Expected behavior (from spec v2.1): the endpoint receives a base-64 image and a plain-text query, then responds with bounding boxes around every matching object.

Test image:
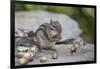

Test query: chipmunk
[35,19,62,51]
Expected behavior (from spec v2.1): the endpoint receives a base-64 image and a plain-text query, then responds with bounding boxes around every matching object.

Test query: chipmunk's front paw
[50,48,57,51]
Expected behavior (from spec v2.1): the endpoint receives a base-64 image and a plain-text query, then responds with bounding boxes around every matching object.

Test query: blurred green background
[15,4,95,43]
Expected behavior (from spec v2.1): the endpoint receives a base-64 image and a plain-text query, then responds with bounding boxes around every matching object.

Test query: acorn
[19,57,28,65]
[73,41,80,49]
[27,56,33,62]
[70,46,76,54]
[40,56,48,62]
[23,53,31,58]
[52,52,58,59]
[23,53,33,62]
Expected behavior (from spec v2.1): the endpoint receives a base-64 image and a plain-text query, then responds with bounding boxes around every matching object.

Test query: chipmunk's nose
[83,41,87,46]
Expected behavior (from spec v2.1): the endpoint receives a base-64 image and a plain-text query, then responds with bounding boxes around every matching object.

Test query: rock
[16,46,29,52]
[28,46,39,54]
[15,11,82,41]
[16,37,35,47]
[15,11,94,65]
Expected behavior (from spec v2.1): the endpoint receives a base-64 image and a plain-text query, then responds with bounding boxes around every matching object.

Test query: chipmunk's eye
[53,25,56,28]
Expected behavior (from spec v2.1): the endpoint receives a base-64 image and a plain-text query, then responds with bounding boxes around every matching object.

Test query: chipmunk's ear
[50,19,53,25]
